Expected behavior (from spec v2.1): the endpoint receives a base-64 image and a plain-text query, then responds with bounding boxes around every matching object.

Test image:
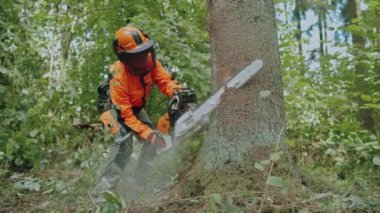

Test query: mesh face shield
[122,49,156,76]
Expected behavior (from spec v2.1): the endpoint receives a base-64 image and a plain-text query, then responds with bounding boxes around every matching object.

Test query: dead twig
[301,192,333,204]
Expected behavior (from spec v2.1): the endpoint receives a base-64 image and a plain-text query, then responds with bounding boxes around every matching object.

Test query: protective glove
[146,130,166,148]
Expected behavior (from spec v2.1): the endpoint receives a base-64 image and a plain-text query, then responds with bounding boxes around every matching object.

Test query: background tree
[343,0,376,134]
[294,0,304,59]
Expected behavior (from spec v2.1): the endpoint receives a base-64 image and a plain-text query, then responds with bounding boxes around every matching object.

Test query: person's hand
[147,131,166,148]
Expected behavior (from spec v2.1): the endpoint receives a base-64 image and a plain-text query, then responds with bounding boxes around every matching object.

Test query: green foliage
[100,191,127,211]
[278,0,380,170]
[0,0,210,173]
[276,1,380,210]
[0,0,379,211]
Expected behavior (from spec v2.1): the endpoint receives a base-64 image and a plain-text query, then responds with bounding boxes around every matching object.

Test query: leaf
[270,152,281,162]
[285,139,296,147]
[360,94,372,102]
[55,181,66,192]
[373,156,380,166]
[333,157,344,163]
[260,160,271,165]
[254,162,265,171]
[102,191,118,201]
[80,160,90,169]
[344,195,365,207]
[369,135,377,140]
[362,104,380,109]
[211,193,222,205]
[266,176,286,187]
[324,148,335,155]
[29,129,39,138]
[103,191,127,209]
[15,158,23,166]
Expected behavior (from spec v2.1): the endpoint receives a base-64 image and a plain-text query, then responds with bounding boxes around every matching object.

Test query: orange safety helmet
[113,26,156,76]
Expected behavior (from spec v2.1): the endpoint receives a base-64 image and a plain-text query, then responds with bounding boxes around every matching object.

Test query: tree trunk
[294,0,303,59]
[323,13,328,55]
[294,0,307,74]
[374,3,380,134]
[318,13,325,57]
[283,0,288,25]
[204,0,284,170]
[347,0,376,134]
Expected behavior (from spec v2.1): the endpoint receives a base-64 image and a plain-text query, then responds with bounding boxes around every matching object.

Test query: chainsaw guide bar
[159,59,264,153]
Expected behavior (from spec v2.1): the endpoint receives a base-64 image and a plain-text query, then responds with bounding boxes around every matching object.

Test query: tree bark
[204,0,284,170]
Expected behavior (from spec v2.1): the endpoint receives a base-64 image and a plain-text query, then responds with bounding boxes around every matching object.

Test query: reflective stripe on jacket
[109,60,180,139]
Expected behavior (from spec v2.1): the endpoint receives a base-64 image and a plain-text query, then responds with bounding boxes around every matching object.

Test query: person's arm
[151,61,181,98]
[110,77,153,139]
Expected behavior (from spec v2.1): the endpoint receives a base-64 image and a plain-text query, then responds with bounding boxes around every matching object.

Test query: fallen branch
[301,192,333,204]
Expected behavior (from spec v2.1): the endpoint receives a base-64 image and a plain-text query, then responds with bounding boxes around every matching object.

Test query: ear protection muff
[113,38,128,63]
[138,29,157,64]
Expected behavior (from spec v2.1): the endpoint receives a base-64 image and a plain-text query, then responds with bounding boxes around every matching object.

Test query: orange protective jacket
[109,60,180,140]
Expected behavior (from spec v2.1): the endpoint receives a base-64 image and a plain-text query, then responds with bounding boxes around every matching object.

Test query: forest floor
[1,138,380,212]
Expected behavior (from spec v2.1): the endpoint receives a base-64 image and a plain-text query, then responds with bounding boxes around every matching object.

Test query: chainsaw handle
[168,93,180,112]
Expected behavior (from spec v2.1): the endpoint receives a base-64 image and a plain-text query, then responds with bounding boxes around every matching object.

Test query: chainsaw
[157,59,264,153]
